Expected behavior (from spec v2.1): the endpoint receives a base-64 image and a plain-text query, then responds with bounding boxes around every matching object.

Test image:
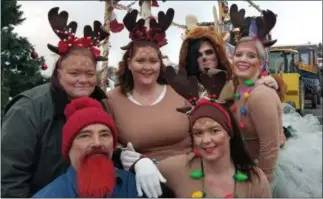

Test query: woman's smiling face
[192,117,231,161]
[128,46,161,86]
[233,41,262,80]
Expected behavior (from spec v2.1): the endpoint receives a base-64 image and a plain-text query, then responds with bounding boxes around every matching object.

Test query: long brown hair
[116,40,167,95]
[51,47,97,89]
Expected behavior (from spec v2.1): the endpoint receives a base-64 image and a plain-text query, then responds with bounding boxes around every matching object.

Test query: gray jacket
[1,83,109,197]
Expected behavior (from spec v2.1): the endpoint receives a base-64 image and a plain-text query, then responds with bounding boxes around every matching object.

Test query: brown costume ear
[271,75,288,101]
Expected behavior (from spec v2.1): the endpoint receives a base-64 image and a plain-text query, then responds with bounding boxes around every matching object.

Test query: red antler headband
[120,8,175,50]
[47,7,110,61]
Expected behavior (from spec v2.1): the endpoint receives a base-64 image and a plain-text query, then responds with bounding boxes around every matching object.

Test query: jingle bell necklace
[230,79,256,129]
[190,157,248,198]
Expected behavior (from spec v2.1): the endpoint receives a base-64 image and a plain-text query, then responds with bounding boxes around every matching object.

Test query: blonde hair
[234,36,266,62]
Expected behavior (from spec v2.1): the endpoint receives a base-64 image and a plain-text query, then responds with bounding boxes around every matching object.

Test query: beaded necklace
[230,79,256,129]
[190,158,248,198]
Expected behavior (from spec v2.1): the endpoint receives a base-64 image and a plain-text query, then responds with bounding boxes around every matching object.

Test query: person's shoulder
[165,85,189,103]
[4,83,51,113]
[106,86,124,99]
[159,153,190,169]
[20,83,51,101]
[249,84,280,103]
[32,173,75,198]
[115,169,139,197]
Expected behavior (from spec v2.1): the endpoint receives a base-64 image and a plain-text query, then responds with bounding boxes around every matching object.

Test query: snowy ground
[279,103,322,197]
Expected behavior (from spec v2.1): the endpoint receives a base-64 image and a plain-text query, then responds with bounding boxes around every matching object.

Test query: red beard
[77,155,116,198]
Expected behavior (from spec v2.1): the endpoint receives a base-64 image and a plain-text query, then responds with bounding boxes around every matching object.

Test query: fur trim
[178,26,233,79]
[272,75,288,101]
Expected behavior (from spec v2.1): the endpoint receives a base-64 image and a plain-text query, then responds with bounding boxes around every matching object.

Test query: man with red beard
[33,97,140,198]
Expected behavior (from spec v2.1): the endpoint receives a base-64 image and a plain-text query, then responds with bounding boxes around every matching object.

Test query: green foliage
[1,0,25,28]
[1,0,50,110]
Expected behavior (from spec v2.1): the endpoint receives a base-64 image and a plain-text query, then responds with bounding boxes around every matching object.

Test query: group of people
[2,5,321,198]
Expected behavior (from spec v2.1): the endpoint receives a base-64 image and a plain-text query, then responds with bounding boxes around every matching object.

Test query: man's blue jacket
[33,165,140,198]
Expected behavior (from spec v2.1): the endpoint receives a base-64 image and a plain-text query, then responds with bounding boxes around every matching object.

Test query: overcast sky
[14,1,322,77]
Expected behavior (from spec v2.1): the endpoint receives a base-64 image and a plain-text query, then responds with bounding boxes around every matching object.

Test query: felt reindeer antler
[47,7,78,54]
[120,8,174,50]
[228,4,250,45]
[164,66,199,113]
[164,66,228,114]
[229,4,246,30]
[82,21,110,60]
[229,4,277,47]
[47,7,109,61]
[260,9,277,47]
[164,66,199,101]
[200,69,227,99]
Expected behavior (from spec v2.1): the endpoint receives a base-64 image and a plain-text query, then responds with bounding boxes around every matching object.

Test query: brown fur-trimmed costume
[178,26,287,103]
[178,26,235,102]
[179,26,232,79]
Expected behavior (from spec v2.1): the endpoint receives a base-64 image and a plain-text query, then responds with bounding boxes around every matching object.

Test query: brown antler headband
[47,7,109,61]
[229,4,277,47]
[120,8,175,50]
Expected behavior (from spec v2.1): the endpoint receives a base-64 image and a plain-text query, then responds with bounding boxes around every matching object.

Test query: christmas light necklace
[190,156,248,198]
[229,79,257,129]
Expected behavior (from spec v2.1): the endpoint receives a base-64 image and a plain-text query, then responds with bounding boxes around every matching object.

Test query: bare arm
[249,87,281,181]
[156,154,188,194]
[253,168,272,198]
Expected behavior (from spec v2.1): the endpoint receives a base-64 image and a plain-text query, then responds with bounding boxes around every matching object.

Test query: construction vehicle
[269,45,321,113]
[268,48,305,114]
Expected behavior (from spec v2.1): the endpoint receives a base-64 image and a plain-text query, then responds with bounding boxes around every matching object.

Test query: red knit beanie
[62,97,117,160]
[189,98,233,136]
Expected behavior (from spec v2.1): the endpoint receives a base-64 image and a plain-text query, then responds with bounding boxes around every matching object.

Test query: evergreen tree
[1,0,50,110]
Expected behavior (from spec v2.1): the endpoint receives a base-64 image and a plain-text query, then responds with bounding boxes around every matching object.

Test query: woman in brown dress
[128,66,271,198]
[231,37,283,181]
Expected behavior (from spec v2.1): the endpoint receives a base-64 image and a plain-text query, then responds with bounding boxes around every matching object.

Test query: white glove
[256,76,279,90]
[120,142,141,171]
[134,158,166,198]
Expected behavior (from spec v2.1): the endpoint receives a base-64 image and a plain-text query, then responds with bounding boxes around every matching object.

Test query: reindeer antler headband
[164,66,232,133]
[229,4,277,47]
[47,7,109,61]
[120,8,175,50]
